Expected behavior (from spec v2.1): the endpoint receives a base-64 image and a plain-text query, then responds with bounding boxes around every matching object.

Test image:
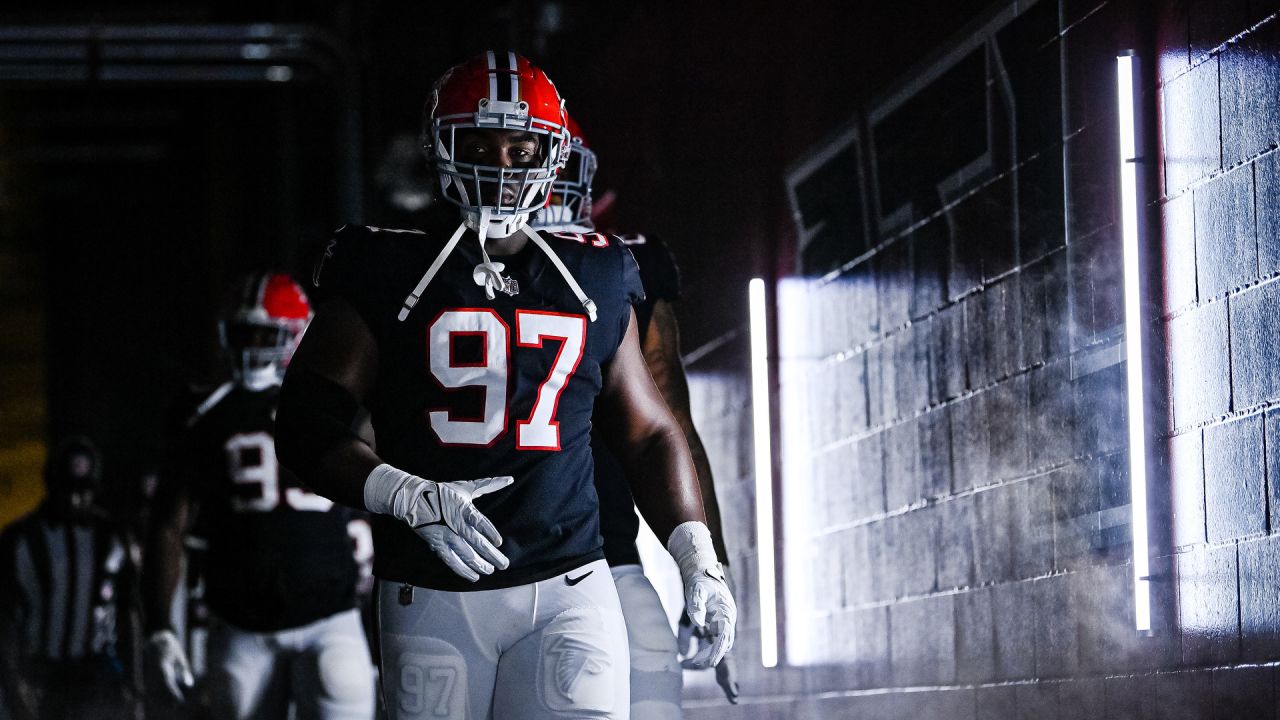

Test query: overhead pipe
[0,23,364,222]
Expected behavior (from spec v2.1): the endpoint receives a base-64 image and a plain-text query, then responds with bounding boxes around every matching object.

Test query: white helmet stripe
[254,273,268,308]
[507,51,519,102]
[486,50,498,103]
[238,272,268,312]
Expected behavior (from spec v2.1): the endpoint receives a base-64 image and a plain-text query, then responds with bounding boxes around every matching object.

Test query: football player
[531,118,739,717]
[275,51,736,720]
[142,273,375,720]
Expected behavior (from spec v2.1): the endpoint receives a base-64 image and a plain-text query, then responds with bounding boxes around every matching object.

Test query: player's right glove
[667,520,737,670]
[364,463,513,582]
[146,629,194,702]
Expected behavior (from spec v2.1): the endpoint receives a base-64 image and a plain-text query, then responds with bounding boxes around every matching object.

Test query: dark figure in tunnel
[142,272,375,720]
[530,114,740,715]
[0,435,142,720]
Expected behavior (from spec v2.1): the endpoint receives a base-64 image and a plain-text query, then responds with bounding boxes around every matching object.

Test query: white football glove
[667,521,737,670]
[677,566,742,703]
[146,629,194,702]
[364,464,513,582]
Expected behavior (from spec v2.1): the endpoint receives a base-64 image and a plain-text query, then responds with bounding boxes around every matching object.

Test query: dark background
[0,0,991,513]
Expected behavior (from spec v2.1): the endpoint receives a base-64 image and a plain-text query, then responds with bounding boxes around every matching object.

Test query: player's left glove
[677,567,742,703]
[667,520,737,670]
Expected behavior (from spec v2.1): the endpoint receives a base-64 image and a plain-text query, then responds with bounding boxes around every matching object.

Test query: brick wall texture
[682,0,1280,716]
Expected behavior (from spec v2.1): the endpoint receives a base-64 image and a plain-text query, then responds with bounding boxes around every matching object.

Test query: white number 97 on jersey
[225,431,334,513]
[428,309,586,450]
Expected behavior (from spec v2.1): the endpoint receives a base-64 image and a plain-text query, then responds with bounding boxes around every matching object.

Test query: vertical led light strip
[748,278,779,666]
[1116,52,1151,634]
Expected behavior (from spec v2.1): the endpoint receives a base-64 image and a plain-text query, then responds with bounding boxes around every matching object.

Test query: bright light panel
[749,278,779,666]
[1117,52,1151,634]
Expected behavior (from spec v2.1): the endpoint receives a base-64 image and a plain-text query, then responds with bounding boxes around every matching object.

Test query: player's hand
[364,464,513,582]
[678,611,741,703]
[409,476,514,581]
[146,629,194,702]
[715,651,741,703]
[679,564,737,669]
[667,521,737,670]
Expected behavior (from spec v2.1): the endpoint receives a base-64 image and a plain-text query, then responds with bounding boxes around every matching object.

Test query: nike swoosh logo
[565,570,593,586]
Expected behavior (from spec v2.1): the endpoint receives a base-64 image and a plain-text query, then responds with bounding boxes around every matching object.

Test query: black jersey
[618,234,682,339]
[172,383,358,632]
[590,233,683,567]
[315,208,644,592]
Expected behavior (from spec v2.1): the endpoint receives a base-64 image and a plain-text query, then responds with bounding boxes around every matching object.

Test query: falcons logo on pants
[544,634,608,702]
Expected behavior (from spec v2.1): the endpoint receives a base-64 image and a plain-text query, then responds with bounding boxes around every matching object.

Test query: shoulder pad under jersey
[618,232,681,303]
[544,229,615,249]
[314,224,425,289]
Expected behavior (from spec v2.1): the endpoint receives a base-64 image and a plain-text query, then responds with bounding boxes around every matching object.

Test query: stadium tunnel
[0,0,1278,717]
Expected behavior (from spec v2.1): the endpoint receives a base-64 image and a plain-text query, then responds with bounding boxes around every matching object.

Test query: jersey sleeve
[619,242,646,308]
[159,388,210,498]
[627,234,682,303]
[311,225,386,331]
[598,238,646,363]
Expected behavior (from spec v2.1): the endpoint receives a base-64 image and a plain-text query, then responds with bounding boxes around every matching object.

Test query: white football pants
[377,558,630,719]
[610,565,682,720]
[205,608,376,720]
[611,563,686,712]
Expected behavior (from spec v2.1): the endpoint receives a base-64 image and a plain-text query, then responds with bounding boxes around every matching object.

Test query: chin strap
[398,212,598,324]
[522,226,597,322]
[398,222,469,322]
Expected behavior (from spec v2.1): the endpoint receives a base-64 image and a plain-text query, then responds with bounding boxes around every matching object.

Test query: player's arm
[141,477,193,634]
[275,296,511,582]
[597,308,702,542]
[118,530,147,706]
[641,298,728,562]
[276,297,382,509]
[597,309,736,669]
[141,440,199,702]
[0,623,36,720]
[0,532,38,720]
[641,298,741,700]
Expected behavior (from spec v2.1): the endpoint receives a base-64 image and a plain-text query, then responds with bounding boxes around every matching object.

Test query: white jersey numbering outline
[427,308,587,450]
[225,431,334,512]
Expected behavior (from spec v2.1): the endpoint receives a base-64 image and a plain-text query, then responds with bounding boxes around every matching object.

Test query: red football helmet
[531,113,597,231]
[219,272,312,389]
[423,51,570,237]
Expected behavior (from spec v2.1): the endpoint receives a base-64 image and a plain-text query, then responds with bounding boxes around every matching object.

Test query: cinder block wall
[682,0,1280,717]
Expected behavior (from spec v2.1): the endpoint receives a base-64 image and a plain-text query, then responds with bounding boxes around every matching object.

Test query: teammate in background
[275,51,736,719]
[531,118,739,716]
[0,436,142,720]
[143,273,375,720]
